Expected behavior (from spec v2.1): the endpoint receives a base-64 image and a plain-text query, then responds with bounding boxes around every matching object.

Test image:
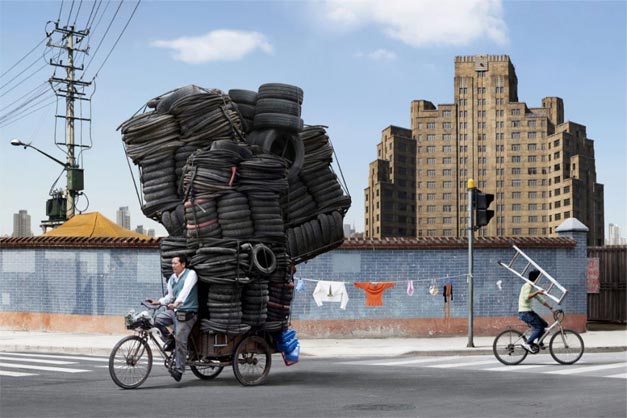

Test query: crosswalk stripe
[0,356,76,365]
[0,362,90,373]
[606,373,627,379]
[429,360,497,369]
[369,356,461,366]
[0,370,38,377]
[0,352,108,362]
[545,363,626,375]
[485,364,547,372]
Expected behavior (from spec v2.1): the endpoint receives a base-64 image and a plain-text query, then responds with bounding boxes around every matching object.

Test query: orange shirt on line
[354,282,395,306]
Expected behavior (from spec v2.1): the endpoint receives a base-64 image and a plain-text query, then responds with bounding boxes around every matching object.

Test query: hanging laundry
[496,280,503,291]
[429,278,439,295]
[312,281,349,309]
[354,282,395,306]
[294,277,306,292]
[407,280,414,296]
[443,283,453,302]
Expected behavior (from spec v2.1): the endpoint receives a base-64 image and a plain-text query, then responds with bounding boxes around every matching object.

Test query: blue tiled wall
[0,231,587,321]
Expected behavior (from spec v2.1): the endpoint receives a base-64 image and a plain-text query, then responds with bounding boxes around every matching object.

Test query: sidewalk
[0,329,625,358]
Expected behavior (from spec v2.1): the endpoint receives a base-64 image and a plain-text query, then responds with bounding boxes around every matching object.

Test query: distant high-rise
[135,225,145,235]
[116,206,131,230]
[147,229,156,237]
[12,210,33,237]
[607,223,624,245]
[365,54,605,246]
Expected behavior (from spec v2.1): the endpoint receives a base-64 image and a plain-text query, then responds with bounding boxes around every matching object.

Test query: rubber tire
[190,363,224,380]
[253,113,303,132]
[109,335,153,389]
[492,329,528,366]
[256,98,301,116]
[549,329,584,365]
[232,335,272,386]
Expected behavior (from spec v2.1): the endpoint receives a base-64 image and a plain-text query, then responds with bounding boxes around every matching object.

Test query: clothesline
[295,273,468,284]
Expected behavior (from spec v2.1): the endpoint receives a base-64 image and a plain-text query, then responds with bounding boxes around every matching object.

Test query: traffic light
[474,189,494,228]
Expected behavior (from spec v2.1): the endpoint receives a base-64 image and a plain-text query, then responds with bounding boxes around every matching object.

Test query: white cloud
[323,0,508,47]
[355,49,398,61]
[151,30,273,63]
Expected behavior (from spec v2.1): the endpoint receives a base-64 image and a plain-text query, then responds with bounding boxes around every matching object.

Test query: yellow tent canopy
[42,212,152,239]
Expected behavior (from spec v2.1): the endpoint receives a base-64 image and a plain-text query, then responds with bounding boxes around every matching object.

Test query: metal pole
[65,30,76,220]
[467,178,475,348]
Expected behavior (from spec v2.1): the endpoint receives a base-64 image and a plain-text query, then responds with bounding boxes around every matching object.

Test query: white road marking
[0,370,37,377]
[0,356,76,365]
[606,373,627,379]
[368,356,461,366]
[545,363,626,375]
[0,352,108,362]
[0,362,90,373]
[485,364,547,372]
[429,360,497,368]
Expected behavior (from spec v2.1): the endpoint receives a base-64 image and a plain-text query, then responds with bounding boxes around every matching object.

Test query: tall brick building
[365,55,604,245]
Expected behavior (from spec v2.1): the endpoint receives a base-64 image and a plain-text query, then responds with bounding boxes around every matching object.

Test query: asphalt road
[1,351,625,418]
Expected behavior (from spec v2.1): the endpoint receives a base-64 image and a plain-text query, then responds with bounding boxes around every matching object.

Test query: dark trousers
[519,311,548,344]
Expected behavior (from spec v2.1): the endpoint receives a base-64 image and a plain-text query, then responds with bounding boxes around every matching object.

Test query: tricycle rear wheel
[190,362,224,380]
[232,335,271,386]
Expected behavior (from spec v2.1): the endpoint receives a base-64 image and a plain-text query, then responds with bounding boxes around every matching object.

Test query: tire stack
[120,82,351,336]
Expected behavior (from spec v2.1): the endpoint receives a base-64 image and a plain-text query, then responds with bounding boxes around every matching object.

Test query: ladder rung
[508,253,520,268]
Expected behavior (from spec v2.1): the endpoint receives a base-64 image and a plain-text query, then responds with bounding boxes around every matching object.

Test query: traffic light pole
[467,179,475,348]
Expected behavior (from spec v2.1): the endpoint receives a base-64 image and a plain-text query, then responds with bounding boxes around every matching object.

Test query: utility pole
[47,22,90,221]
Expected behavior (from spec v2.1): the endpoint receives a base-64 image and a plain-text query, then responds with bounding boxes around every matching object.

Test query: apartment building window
[511,132,520,139]
[427,146,436,153]
[512,228,522,235]
[511,120,520,127]
[496,98,504,104]
[512,192,521,199]
[442,122,452,129]
[555,201,561,209]
[512,179,521,187]
[443,181,452,188]
[496,87,504,94]
[478,145,486,152]
[496,109,504,117]
[496,180,504,187]
[459,145,467,152]
[554,151,560,159]
[528,228,538,235]
[442,157,452,164]
[427,134,436,141]
[512,156,521,163]
[553,139,560,147]
[496,133,504,140]
[554,176,561,184]
[427,205,436,213]
[427,169,436,176]
[459,122,467,129]
[477,110,486,117]
[528,132,536,139]
[512,216,521,223]
[528,120,536,127]
[460,134,468,141]
[564,198,571,206]
[555,213,561,221]
[459,99,467,106]
[496,157,504,164]
[477,122,486,129]
[528,144,537,151]
[528,179,537,186]
[478,157,487,164]
[459,87,467,95]
[528,204,537,211]
[443,229,453,236]
[443,145,452,152]
[459,110,467,118]
[459,169,467,177]
[528,168,537,175]
[442,169,452,176]
[427,229,436,237]
[563,186,570,193]
[511,109,520,116]
[528,216,538,223]
[427,122,436,129]
[443,134,452,141]
[497,121,505,129]
[511,144,521,151]
[442,110,452,118]
[477,87,486,94]
[496,168,504,175]
[443,205,452,212]
[528,155,537,162]
[427,193,436,201]
[427,217,436,224]
[427,181,436,189]
[554,163,561,172]
[460,157,467,164]
[528,191,537,198]
[443,193,452,200]
[512,168,521,175]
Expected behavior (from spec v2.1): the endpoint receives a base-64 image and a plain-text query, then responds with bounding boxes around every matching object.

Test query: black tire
[256,98,301,116]
[228,89,258,105]
[109,335,152,389]
[257,83,303,104]
[549,329,584,365]
[253,113,303,132]
[252,243,277,274]
[492,330,528,366]
[232,335,272,386]
[190,362,224,380]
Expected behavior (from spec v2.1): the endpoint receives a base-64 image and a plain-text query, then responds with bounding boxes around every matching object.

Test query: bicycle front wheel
[109,335,153,389]
[493,329,528,365]
[549,329,584,365]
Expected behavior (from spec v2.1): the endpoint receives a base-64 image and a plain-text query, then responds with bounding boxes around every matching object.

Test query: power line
[0,91,55,125]
[0,82,48,113]
[0,85,51,120]
[0,37,47,79]
[81,0,124,77]
[0,97,56,129]
[0,54,46,91]
[0,62,49,99]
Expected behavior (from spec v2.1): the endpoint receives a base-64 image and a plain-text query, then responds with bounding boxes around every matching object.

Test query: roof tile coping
[0,236,161,249]
[340,236,577,250]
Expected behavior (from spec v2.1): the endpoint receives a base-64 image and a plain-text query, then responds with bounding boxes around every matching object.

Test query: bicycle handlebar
[141,300,160,310]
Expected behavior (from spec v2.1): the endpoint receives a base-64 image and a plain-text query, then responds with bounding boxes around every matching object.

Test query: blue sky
[1,0,625,238]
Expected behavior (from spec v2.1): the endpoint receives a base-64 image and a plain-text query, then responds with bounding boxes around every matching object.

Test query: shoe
[169,369,182,382]
[538,342,546,350]
[521,341,532,352]
[163,338,175,352]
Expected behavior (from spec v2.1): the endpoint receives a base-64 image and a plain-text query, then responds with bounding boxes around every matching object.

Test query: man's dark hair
[528,269,540,282]
[174,254,188,266]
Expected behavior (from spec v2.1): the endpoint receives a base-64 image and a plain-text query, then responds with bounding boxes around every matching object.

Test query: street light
[10,138,84,227]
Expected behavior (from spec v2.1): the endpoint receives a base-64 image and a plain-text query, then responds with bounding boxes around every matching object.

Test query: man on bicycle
[519,269,555,352]
[147,255,198,382]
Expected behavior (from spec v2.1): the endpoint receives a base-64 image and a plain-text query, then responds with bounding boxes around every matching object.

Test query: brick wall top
[341,236,576,250]
[0,236,160,249]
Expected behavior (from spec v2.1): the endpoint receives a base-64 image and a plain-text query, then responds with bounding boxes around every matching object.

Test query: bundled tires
[119,83,351,334]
